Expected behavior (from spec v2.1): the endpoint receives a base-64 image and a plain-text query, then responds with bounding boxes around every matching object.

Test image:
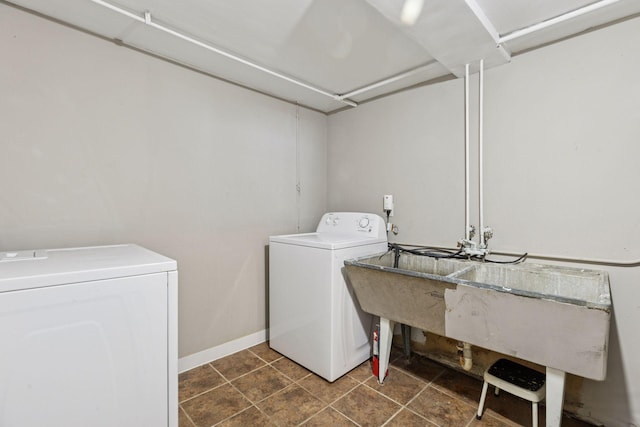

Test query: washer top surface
[269,212,388,250]
[270,232,386,250]
[0,244,176,293]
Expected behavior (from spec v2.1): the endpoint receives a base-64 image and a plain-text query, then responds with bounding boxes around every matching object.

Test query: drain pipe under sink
[457,342,473,371]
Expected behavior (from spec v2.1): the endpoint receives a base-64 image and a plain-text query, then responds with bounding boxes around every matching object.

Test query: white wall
[328,17,640,427]
[0,4,327,358]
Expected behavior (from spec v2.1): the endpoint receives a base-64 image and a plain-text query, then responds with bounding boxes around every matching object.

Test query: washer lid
[269,232,387,250]
[0,244,176,293]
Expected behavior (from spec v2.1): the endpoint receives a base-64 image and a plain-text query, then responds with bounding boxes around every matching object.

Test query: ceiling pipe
[90,0,144,22]
[337,60,438,100]
[499,0,623,43]
[89,0,358,108]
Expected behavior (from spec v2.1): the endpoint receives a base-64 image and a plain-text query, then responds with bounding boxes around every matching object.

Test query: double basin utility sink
[344,252,611,427]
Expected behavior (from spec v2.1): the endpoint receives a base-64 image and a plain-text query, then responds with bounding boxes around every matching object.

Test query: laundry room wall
[327,16,640,427]
[0,4,327,359]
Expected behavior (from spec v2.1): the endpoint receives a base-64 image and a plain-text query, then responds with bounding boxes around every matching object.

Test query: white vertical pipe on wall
[478,59,485,247]
[295,105,301,232]
[464,63,470,241]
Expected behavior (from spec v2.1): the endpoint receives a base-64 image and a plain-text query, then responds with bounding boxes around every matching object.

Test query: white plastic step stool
[477,359,546,427]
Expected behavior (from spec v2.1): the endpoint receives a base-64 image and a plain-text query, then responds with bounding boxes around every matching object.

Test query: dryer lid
[0,244,176,293]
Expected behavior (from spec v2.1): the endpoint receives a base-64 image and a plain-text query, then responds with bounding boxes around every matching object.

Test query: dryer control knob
[358,217,370,228]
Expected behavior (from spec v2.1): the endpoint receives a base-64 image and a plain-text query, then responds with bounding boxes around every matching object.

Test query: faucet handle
[467,224,476,240]
[482,227,493,242]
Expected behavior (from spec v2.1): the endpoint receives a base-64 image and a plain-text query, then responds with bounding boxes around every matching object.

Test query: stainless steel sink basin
[343,252,472,336]
[344,252,611,380]
[361,251,472,276]
[451,262,611,309]
[345,251,611,427]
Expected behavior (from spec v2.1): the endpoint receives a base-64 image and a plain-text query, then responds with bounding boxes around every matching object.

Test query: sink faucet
[458,225,493,258]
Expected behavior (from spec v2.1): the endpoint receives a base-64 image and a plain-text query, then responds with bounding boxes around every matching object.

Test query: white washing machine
[269,212,387,382]
[0,244,178,427]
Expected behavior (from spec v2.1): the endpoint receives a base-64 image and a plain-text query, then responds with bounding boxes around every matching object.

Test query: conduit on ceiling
[498,0,623,43]
[89,0,359,108]
[89,0,622,110]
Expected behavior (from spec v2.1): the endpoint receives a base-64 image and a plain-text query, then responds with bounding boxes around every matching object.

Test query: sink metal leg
[378,317,395,384]
[401,323,411,359]
[545,367,566,427]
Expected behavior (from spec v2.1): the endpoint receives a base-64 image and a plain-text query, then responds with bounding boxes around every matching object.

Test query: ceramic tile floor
[178,343,594,427]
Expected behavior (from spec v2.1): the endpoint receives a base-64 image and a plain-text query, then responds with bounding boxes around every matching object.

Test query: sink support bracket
[545,367,566,427]
[378,318,395,384]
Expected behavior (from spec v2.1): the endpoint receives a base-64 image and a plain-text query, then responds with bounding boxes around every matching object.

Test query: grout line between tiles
[268,382,331,425]
[211,404,263,426]
[217,363,269,383]
[294,405,331,427]
[362,378,413,407]
[463,411,478,427]
[207,362,229,382]
[178,380,228,404]
[386,363,462,427]
[178,404,197,427]
[180,348,595,427]
[390,361,447,385]
[247,347,284,364]
[296,377,361,407]
[227,363,273,384]
[402,380,430,409]
[226,378,251,402]
[276,367,313,384]
[426,381,480,411]
[377,378,438,427]
[213,367,291,425]
[324,407,363,427]
[379,406,405,427]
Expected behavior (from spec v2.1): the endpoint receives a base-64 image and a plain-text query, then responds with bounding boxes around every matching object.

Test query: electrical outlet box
[383,195,394,216]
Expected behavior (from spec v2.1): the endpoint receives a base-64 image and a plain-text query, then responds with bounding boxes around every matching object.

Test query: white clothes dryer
[0,244,178,427]
[269,212,387,382]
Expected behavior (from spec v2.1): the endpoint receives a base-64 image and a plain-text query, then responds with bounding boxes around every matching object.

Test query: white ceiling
[7,0,640,113]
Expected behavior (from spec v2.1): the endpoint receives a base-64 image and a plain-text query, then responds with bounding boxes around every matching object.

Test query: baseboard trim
[178,329,267,373]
